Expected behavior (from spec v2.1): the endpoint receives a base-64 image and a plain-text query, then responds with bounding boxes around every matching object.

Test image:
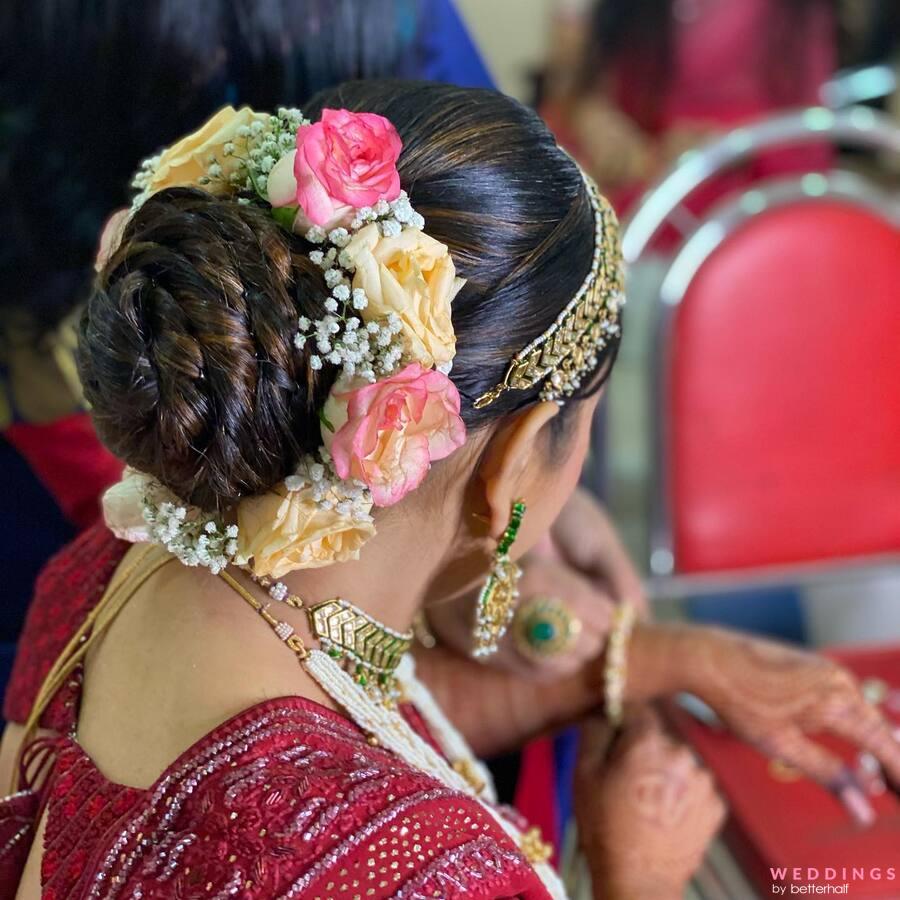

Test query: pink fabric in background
[659,0,833,128]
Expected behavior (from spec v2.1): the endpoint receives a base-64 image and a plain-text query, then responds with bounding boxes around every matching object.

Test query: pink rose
[267,109,402,230]
[323,364,466,507]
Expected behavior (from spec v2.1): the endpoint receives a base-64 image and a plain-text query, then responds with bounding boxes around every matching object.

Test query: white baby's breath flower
[285,474,306,492]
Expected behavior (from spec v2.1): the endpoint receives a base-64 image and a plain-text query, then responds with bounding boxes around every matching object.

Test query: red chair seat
[670,200,900,572]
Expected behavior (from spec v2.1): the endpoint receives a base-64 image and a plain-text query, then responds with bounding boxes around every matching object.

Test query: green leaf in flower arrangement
[271,206,299,231]
[318,408,335,433]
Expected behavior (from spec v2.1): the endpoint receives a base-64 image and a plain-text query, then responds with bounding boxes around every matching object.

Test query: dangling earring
[472,499,526,658]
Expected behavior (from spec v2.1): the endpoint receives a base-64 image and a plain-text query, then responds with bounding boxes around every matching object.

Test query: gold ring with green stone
[512,597,582,660]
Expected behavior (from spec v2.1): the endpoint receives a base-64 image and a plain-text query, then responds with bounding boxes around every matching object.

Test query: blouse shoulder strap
[12,544,174,792]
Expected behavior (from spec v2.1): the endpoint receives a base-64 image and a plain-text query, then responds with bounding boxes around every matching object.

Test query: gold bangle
[603,601,636,727]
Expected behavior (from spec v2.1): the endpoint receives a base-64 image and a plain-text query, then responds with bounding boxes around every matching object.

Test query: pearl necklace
[218,570,568,900]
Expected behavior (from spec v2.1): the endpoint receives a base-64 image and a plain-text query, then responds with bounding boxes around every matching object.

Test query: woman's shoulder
[54,697,544,899]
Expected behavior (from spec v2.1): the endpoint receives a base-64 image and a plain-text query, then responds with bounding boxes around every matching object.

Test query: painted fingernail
[839,786,876,826]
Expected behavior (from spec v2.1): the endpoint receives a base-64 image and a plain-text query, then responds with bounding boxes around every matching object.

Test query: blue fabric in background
[554,726,579,835]
[0,437,76,723]
[406,0,494,88]
[687,586,806,644]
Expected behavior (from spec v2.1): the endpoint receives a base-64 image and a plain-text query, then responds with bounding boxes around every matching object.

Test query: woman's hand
[665,626,900,821]
[546,486,647,616]
[625,625,900,822]
[575,707,726,900]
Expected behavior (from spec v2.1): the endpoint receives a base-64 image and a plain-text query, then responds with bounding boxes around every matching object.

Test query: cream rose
[146,105,269,195]
[236,482,375,579]
[102,467,152,543]
[342,223,464,371]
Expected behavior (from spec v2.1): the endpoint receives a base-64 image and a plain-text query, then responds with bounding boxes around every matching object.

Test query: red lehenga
[0,525,550,899]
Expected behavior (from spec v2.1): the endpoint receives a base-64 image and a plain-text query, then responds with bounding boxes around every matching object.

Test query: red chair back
[669,200,900,573]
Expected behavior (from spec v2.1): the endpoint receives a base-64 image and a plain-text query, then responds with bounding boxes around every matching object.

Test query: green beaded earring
[472,499,526,658]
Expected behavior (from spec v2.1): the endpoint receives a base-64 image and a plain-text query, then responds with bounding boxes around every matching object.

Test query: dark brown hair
[78,81,619,511]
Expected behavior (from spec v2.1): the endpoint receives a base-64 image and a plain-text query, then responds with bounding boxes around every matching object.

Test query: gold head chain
[473,176,624,409]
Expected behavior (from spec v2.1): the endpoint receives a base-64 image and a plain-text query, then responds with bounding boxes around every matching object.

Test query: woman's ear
[478,401,559,538]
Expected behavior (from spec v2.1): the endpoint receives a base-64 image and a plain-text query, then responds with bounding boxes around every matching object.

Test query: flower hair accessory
[106,105,467,576]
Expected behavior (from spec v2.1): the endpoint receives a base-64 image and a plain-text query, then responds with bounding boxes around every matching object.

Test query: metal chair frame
[615,107,900,597]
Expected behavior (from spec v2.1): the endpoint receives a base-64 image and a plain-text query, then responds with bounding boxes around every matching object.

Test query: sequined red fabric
[3,523,127,731]
[1,526,549,898]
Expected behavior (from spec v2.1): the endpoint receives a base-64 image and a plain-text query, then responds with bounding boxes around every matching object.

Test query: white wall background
[454,0,557,100]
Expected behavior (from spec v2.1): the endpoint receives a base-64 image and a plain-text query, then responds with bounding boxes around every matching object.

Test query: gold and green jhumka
[472,499,526,658]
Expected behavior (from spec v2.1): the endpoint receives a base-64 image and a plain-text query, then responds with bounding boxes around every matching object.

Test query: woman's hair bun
[78,188,332,511]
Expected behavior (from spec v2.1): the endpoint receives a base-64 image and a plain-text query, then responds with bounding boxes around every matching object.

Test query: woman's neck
[273,514,445,635]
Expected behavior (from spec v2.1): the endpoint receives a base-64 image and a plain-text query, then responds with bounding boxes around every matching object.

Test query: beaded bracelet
[603,601,636,727]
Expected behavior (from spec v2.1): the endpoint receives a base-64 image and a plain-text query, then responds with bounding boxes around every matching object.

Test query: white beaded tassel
[302,648,569,900]
[394,655,498,804]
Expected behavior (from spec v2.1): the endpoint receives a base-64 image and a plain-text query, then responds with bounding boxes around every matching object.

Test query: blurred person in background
[541,0,838,217]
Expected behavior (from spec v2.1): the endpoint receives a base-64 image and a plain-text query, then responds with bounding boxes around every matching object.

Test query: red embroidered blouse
[2,525,549,899]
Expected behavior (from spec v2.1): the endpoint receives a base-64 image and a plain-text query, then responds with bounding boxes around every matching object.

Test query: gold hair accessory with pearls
[474,177,624,409]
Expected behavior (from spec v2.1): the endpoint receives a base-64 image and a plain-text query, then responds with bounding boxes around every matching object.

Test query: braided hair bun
[78,188,334,511]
